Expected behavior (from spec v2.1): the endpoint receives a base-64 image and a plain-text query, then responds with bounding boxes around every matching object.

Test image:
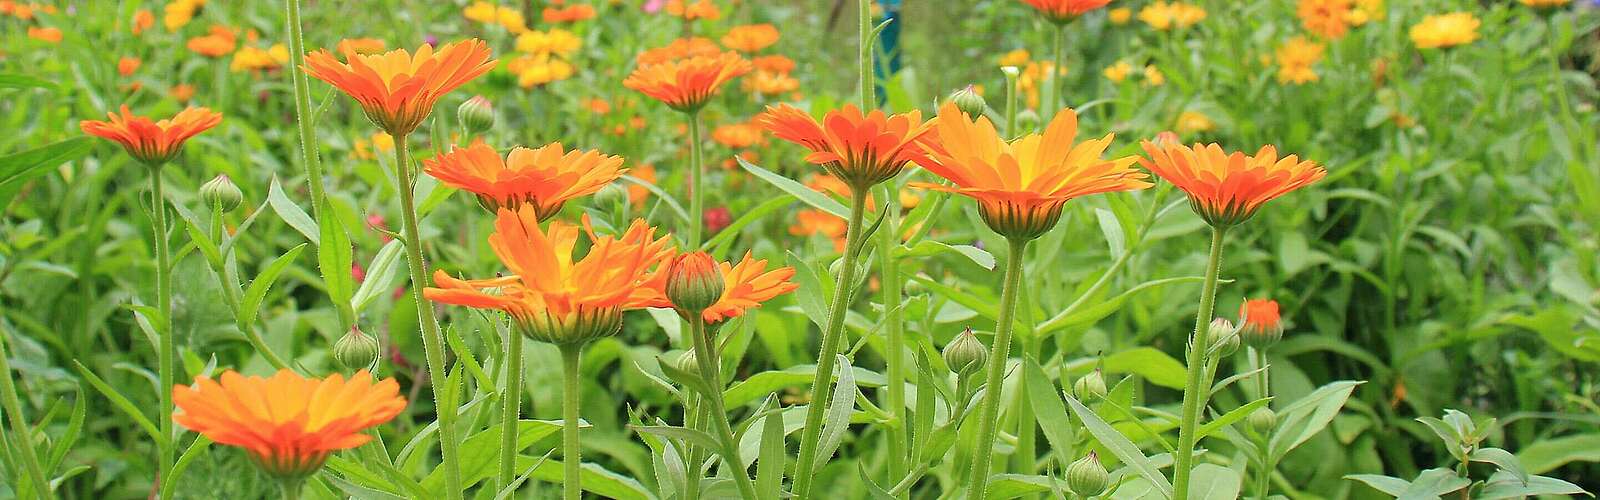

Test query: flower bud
[1066,452,1110,497]
[333,327,381,372]
[942,327,987,376]
[199,174,243,213]
[593,182,629,209]
[1249,407,1277,436]
[666,252,725,314]
[1207,317,1239,357]
[1073,370,1108,402]
[1239,299,1284,349]
[946,85,987,120]
[457,95,495,134]
[1013,109,1040,133]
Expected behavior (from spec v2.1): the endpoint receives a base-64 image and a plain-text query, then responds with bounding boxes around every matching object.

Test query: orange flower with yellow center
[1138,141,1326,228]
[336,37,387,57]
[702,252,798,324]
[304,39,495,136]
[1297,0,1352,40]
[1409,12,1479,50]
[81,106,223,166]
[758,104,931,191]
[1019,0,1112,24]
[426,210,674,346]
[423,140,626,219]
[721,24,780,53]
[172,369,406,480]
[912,103,1151,240]
[625,51,752,112]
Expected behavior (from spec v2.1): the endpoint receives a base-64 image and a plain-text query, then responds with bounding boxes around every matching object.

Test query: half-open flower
[1020,0,1113,24]
[426,209,674,346]
[1138,141,1325,228]
[1238,298,1284,348]
[304,39,495,136]
[80,106,222,167]
[702,251,797,324]
[624,51,751,112]
[172,369,406,480]
[758,104,931,191]
[423,140,626,219]
[912,103,1151,240]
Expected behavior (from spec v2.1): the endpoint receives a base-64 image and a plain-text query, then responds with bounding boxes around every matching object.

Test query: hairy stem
[966,237,1028,499]
[560,343,584,500]
[1173,226,1228,498]
[152,170,176,487]
[689,317,760,499]
[498,327,525,490]
[687,111,704,249]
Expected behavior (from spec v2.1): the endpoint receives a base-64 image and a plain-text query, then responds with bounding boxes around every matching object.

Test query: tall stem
[151,170,176,487]
[279,479,303,500]
[687,111,704,248]
[559,343,584,500]
[966,237,1028,499]
[0,325,50,499]
[284,0,327,219]
[1047,23,1065,122]
[1172,226,1228,499]
[498,328,525,490]
[393,139,464,500]
[858,0,874,110]
[792,190,870,499]
[876,186,908,488]
[688,318,760,499]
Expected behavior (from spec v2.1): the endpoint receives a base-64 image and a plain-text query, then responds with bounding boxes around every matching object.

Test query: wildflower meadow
[2,0,1599,498]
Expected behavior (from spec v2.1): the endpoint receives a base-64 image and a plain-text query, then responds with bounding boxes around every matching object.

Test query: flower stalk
[151,169,177,486]
[687,110,705,248]
[966,237,1029,499]
[498,324,525,490]
[687,317,761,499]
[559,343,585,500]
[1172,225,1228,498]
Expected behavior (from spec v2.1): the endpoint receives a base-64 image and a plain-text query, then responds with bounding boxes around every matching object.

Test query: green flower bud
[1249,407,1277,436]
[333,327,381,372]
[593,182,629,209]
[199,174,243,213]
[1066,452,1110,497]
[1013,109,1040,133]
[458,95,495,134]
[666,252,725,314]
[1073,369,1108,402]
[942,327,988,376]
[1208,317,1239,357]
[946,85,988,120]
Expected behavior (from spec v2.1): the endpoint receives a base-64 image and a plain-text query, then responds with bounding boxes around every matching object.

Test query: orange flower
[543,4,597,23]
[187,25,238,57]
[1138,141,1325,227]
[1238,298,1284,346]
[624,51,751,112]
[628,163,657,204]
[426,210,674,345]
[1019,0,1112,23]
[790,208,848,252]
[913,102,1150,240]
[304,39,495,136]
[721,24,780,53]
[751,54,796,74]
[667,0,721,20]
[423,140,626,219]
[712,122,764,149]
[701,252,797,324]
[635,37,721,66]
[1297,0,1352,40]
[170,84,196,103]
[27,26,61,43]
[118,57,141,77]
[760,103,931,192]
[172,369,405,479]
[132,9,155,35]
[336,37,387,57]
[743,70,799,96]
[80,106,223,166]
[1409,12,1479,50]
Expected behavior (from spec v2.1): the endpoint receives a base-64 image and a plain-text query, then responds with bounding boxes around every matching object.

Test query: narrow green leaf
[268,177,320,245]
[1023,359,1074,466]
[239,244,308,331]
[738,156,849,218]
[0,137,91,189]
[352,239,404,313]
[814,354,858,471]
[71,361,165,449]
[1196,397,1271,440]
[755,399,786,500]
[1065,394,1173,498]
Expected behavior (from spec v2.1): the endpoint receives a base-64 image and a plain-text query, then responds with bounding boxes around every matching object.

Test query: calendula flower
[913,102,1150,240]
[1176,111,1214,136]
[1519,0,1570,7]
[698,252,797,324]
[1019,0,1112,24]
[667,0,721,20]
[516,29,582,58]
[752,54,796,74]
[742,70,799,96]
[231,44,290,73]
[131,9,154,35]
[1348,0,1384,25]
[1139,1,1206,30]
[543,4,597,23]
[426,211,674,346]
[1108,7,1132,24]
[997,48,1031,68]
[118,57,141,77]
[1297,0,1352,39]
[636,37,721,65]
[791,208,849,252]
[1143,65,1165,86]
[172,369,406,480]
[1138,141,1326,227]
[336,38,386,57]
[423,140,625,219]
[627,163,657,204]
[721,24,780,53]
[512,54,576,87]
[1238,298,1284,347]
[27,26,61,43]
[170,84,196,103]
[1409,12,1480,49]
[712,122,764,149]
[164,0,204,31]
[304,39,495,136]
[80,106,223,166]
[187,25,238,57]
[625,51,751,112]
[759,104,930,191]
[1103,61,1133,82]
[1275,36,1325,84]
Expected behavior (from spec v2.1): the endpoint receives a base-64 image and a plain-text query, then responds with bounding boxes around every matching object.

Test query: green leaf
[1516,432,1600,474]
[352,239,405,313]
[813,354,858,471]
[1036,276,1210,334]
[71,361,165,449]
[755,399,786,500]
[317,197,356,328]
[785,251,831,331]
[1469,448,1528,485]
[632,425,722,453]
[896,240,995,270]
[1102,347,1187,390]
[1416,416,1466,463]
[724,364,886,408]
[239,244,308,332]
[1476,471,1590,499]
[738,156,849,218]
[1396,468,1470,500]
[984,474,1069,499]
[0,73,57,90]
[1345,474,1410,496]
[1095,208,1126,259]
[159,437,212,500]
[1196,397,1271,440]
[658,354,718,399]
[420,419,566,492]
[1023,359,1075,466]
[1185,464,1241,500]
[1066,394,1173,499]
[0,137,91,205]
[1269,380,1360,460]
[268,177,320,245]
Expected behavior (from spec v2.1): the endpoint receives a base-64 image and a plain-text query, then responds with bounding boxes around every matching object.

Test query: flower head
[1274,36,1325,84]
[426,210,674,346]
[1297,0,1352,39]
[172,369,406,480]
[1409,12,1479,49]
[1238,299,1284,348]
[80,106,223,166]
[912,103,1151,240]
[758,104,931,191]
[1019,0,1112,24]
[721,24,780,52]
[304,39,495,136]
[1519,0,1570,8]
[1138,1,1206,30]
[1137,141,1325,227]
[625,51,751,112]
[702,251,797,324]
[423,140,626,219]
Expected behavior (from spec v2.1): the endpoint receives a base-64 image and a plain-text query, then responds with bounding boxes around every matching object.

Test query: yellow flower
[1138,1,1205,31]
[1348,0,1384,25]
[515,55,576,87]
[1176,111,1214,135]
[516,29,582,58]
[1143,65,1165,86]
[1410,12,1479,50]
[1108,7,1132,25]
[1103,61,1133,83]
[372,132,394,153]
[997,48,1030,68]
[1275,36,1325,84]
[164,0,205,31]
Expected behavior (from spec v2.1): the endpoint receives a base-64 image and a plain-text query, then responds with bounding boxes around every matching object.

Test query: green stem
[284,0,327,221]
[151,170,176,489]
[687,111,704,249]
[966,237,1028,500]
[1253,348,1269,401]
[1172,226,1228,499]
[688,318,760,499]
[792,190,870,499]
[1047,23,1065,123]
[280,479,303,500]
[498,327,525,491]
[875,184,908,489]
[1004,68,1020,138]
[393,139,464,500]
[208,206,293,372]
[560,343,584,500]
[858,0,873,110]
[0,325,51,499]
